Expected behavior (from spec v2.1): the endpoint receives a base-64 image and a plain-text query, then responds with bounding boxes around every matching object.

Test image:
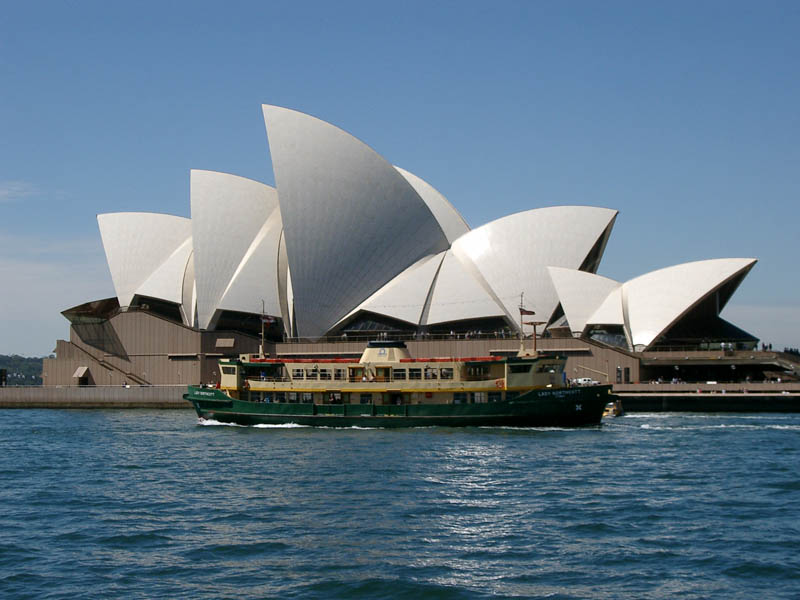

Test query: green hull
[184,385,613,428]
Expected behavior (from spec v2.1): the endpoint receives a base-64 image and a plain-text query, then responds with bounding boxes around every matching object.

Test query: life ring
[495,379,504,389]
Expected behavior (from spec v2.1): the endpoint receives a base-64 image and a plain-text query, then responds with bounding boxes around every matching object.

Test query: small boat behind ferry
[184,341,613,428]
[603,398,624,418]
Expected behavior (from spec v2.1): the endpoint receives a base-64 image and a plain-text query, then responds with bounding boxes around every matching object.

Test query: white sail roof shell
[340,253,446,326]
[587,286,625,327]
[336,247,508,329]
[547,267,621,334]
[394,166,470,244]
[98,212,193,309]
[623,258,757,350]
[263,104,450,337]
[451,206,618,326]
[216,206,284,317]
[136,237,194,306]
[92,106,759,348]
[190,170,281,330]
[425,250,507,325]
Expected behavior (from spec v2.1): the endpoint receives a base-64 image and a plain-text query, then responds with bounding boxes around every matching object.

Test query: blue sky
[1,0,798,356]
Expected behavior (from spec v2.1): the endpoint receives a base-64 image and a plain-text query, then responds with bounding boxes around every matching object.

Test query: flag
[519,307,535,316]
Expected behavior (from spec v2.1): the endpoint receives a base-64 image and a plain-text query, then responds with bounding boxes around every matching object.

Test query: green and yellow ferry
[184,341,613,427]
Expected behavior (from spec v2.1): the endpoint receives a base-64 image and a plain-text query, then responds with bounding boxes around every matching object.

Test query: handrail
[278,331,521,344]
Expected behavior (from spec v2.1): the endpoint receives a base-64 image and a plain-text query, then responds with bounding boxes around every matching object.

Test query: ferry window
[292,368,304,379]
[319,369,331,380]
[221,366,236,375]
[468,365,489,378]
[305,368,317,379]
[440,368,453,380]
[360,393,372,404]
[424,368,438,379]
[408,368,422,380]
[393,369,406,380]
[472,392,487,403]
[250,391,261,403]
[275,392,286,403]
[509,364,531,374]
[334,369,346,381]
[263,394,272,403]
[302,392,313,403]
[488,391,502,403]
[506,391,520,401]
[536,363,560,373]
[288,392,298,402]
[453,392,467,404]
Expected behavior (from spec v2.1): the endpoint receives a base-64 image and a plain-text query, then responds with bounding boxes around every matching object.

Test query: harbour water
[1,410,798,599]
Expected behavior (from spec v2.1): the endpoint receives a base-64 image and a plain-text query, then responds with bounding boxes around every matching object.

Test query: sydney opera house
[44,105,766,388]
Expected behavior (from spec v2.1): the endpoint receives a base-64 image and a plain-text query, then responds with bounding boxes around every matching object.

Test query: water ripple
[0,410,799,598]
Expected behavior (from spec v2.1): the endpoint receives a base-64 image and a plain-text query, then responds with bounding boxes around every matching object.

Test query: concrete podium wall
[0,385,191,409]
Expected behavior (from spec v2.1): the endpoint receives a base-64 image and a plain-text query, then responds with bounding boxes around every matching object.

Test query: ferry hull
[184,385,612,428]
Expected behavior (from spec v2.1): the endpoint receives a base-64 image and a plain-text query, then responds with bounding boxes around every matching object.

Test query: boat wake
[197,418,245,427]
[477,425,598,432]
[196,418,315,429]
[625,413,797,420]
[639,423,800,431]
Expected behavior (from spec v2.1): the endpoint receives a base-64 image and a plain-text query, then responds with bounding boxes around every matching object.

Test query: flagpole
[518,292,525,353]
[518,300,541,356]
[261,299,265,358]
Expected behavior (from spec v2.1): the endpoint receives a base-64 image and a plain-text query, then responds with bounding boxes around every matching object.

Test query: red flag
[519,307,535,316]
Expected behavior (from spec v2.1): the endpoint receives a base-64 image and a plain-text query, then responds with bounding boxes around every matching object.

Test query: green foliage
[0,355,44,386]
